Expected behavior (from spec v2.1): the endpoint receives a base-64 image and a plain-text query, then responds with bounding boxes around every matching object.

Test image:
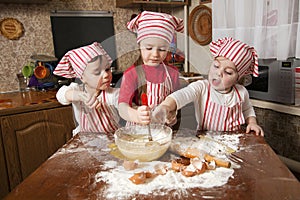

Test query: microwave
[245,58,300,104]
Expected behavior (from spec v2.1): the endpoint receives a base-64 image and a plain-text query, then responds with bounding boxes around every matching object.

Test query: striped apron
[127,64,173,126]
[80,90,119,133]
[200,85,245,131]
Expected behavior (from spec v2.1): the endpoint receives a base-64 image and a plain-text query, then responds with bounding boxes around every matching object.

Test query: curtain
[212,0,300,60]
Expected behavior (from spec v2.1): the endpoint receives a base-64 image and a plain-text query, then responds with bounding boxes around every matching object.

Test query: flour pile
[95,160,234,199]
[95,133,243,199]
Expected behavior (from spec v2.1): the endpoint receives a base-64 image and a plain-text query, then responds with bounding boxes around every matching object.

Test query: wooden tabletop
[4,129,300,200]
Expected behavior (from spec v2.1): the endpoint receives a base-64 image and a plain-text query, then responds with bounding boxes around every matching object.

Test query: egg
[123,160,138,171]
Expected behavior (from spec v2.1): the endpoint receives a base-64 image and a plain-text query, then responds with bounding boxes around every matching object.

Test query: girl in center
[118,11,184,125]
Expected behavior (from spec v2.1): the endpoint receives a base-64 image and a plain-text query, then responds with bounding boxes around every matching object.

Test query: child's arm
[56,84,82,105]
[245,116,264,136]
[56,84,100,109]
[64,87,84,102]
[119,102,151,125]
[152,96,178,124]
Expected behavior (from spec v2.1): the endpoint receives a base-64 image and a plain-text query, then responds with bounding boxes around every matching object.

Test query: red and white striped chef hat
[210,37,259,79]
[127,11,184,44]
[53,42,112,79]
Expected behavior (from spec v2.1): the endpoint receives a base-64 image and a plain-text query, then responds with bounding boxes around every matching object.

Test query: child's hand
[151,105,167,124]
[246,123,264,136]
[166,110,177,126]
[79,92,100,109]
[137,105,151,125]
[65,88,84,102]
[152,105,177,125]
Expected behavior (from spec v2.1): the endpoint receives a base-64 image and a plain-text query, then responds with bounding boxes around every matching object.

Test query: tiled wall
[254,107,300,162]
[0,0,174,92]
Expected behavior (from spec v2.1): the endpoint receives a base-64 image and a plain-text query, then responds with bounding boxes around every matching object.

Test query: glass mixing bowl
[114,124,172,162]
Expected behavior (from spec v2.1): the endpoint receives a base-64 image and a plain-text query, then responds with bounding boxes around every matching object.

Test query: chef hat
[53,42,112,79]
[127,11,184,44]
[210,37,259,79]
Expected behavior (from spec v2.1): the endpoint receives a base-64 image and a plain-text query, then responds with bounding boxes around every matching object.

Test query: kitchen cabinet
[116,0,189,8]
[0,128,9,199]
[0,91,75,198]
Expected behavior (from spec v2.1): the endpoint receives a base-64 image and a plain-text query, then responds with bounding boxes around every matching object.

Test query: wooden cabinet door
[0,126,9,199]
[1,106,75,190]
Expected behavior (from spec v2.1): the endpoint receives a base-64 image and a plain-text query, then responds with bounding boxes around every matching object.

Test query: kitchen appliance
[245,58,300,104]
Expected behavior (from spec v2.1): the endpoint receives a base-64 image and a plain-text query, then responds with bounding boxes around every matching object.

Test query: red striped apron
[200,85,245,131]
[80,90,119,133]
[127,64,173,126]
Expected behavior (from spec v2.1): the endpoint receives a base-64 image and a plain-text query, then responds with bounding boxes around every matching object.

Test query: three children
[55,12,263,137]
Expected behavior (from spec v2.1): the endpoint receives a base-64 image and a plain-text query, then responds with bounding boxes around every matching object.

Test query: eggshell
[129,172,146,184]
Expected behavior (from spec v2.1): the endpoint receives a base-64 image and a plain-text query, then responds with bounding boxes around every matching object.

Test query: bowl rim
[114,124,172,144]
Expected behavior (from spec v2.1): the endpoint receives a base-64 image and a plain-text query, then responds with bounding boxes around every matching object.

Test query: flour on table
[95,161,234,199]
[170,133,243,159]
[94,133,242,199]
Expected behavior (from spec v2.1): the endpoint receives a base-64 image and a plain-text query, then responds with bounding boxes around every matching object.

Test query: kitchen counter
[4,129,300,200]
[0,90,60,116]
[250,99,300,116]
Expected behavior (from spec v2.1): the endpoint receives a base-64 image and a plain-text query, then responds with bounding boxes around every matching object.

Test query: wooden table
[4,129,300,200]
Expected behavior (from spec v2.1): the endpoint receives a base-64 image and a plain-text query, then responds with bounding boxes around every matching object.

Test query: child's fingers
[246,125,264,137]
[139,105,150,112]
[137,106,151,124]
[151,107,166,124]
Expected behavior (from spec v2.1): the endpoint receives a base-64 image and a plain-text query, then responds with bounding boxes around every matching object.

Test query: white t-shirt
[170,79,255,129]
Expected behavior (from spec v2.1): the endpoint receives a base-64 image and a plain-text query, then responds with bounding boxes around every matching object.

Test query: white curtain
[212,0,300,60]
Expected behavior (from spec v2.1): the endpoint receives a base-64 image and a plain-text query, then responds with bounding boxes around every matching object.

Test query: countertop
[250,99,300,116]
[4,129,300,200]
[0,90,61,116]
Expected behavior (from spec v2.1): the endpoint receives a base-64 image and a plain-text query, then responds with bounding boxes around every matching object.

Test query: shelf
[116,0,188,8]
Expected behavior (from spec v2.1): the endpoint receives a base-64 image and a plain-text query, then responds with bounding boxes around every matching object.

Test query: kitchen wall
[0,0,212,93]
[168,1,213,75]
[0,0,135,92]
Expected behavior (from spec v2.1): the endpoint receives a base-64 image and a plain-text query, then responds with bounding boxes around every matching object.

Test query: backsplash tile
[254,107,300,162]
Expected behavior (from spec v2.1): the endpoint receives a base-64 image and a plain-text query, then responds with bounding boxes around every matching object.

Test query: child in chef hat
[54,42,120,136]
[152,37,264,136]
[118,11,184,126]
